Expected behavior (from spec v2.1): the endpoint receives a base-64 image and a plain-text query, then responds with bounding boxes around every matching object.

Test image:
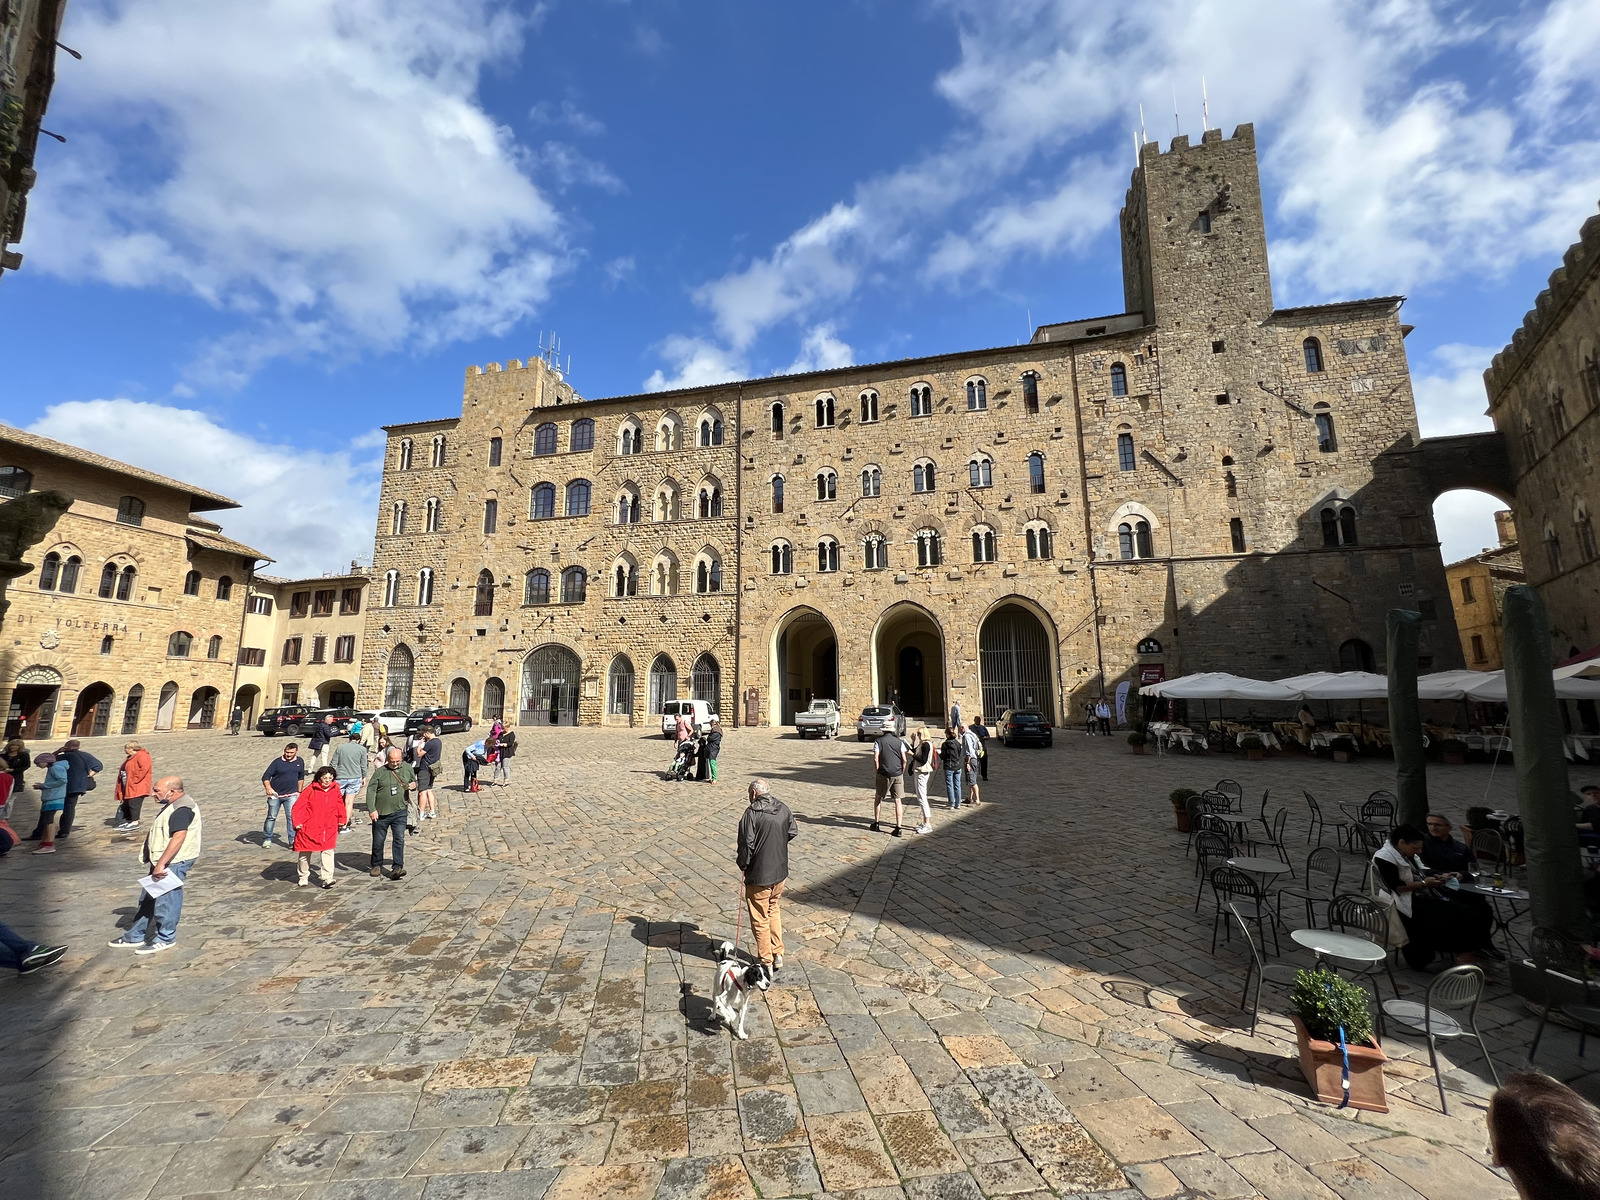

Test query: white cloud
[535,142,624,193]
[1434,490,1509,566]
[642,336,747,392]
[783,324,855,375]
[28,399,382,579]
[528,98,606,137]
[602,256,637,291]
[1412,343,1496,438]
[32,0,565,382]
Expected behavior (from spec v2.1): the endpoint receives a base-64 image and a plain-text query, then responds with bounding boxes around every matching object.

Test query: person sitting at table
[1422,813,1474,874]
[1297,704,1317,734]
[1372,824,1497,969]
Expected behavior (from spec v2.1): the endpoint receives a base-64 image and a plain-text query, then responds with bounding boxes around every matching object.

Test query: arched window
[391,500,407,535]
[619,420,643,455]
[116,565,136,601]
[0,465,32,497]
[566,479,592,517]
[968,454,993,488]
[699,411,724,446]
[99,562,118,598]
[1110,363,1128,396]
[651,553,680,596]
[1314,406,1337,452]
[397,438,413,470]
[771,541,793,575]
[654,481,681,523]
[815,394,836,428]
[531,482,556,519]
[916,528,942,568]
[816,469,837,501]
[1546,524,1564,575]
[771,402,785,437]
[183,570,202,597]
[474,569,495,617]
[216,575,233,601]
[167,631,192,657]
[771,475,785,514]
[1338,639,1375,672]
[425,497,441,531]
[1025,524,1052,560]
[692,653,721,712]
[483,498,498,534]
[100,634,114,655]
[861,465,881,497]
[1578,507,1598,562]
[525,568,551,605]
[817,537,839,573]
[1320,504,1358,547]
[1584,351,1600,410]
[483,677,506,721]
[1230,517,1247,553]
[560,566,587,603]
[698,483,723,518]
[860,390,879,423]
[1118,520,1153,559]
[616,486,641,524]
[656,414,683,452]
[1303,337,1324,374]
[608,655,635,716]
[534,423,558,455]
[385,644,415,710]
[488,436,503,466]
[1552,392,1569,438]
[58,555,81,593]
[649,654,678,714]
[695,551,723,593]
[1225,471,1238,497]
[613,558,638,597]
[383,570,399,607]
[971,526,997,563]
[571,418,595,452]
[864,534,888,570]
[430,434,446,467]
[418,567,435,606]
[38,551,60,590]
[1117,432,1136,472]
[1027,452,1046,494]
[1022,372,1040,414]
[449,677,470,712]
[207,634,223,660]
[913,459,936,493]
[910,384,932,417]
[966,377,988,410]
[1522,418,1539,468]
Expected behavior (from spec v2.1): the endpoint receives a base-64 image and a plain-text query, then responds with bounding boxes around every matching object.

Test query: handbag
[85,776,98,791]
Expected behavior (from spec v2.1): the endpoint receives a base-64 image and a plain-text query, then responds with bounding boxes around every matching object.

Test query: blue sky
[6,0,1599,576]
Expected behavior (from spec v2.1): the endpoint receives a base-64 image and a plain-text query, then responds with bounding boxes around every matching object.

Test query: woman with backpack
[939,728,965,811]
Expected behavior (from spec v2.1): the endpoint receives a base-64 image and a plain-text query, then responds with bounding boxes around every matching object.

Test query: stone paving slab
[0,725,1577,1199]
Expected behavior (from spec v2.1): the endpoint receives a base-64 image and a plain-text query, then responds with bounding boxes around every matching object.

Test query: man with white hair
[737,778,797,972]
[108,775,200,956]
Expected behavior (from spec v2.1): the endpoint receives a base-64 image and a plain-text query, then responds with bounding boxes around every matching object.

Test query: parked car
[403,707,473,734]
[257,705,314,737]
[855,704,906,741]
[795,699,842,739]
[288,707,359,738]
[659,699,714,738]
[999,708,1053,747]
[355,709,410,736]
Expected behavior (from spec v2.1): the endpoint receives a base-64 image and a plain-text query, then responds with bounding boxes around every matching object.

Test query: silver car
[856,704,907,741]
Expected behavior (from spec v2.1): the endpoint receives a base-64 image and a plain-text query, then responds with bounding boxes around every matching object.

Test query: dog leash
[733,873,744,957]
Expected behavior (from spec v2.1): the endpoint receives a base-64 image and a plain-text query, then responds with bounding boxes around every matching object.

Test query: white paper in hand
[138,872,184,898]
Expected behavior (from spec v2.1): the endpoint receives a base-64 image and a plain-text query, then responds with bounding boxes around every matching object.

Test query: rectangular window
[241,647,266,667]
[282,637,302,665]
[484,498,498,534]
[1418,597,1438,620]
[280,684,299,706]
[1022,375,1039,414]
[1229,517,1246,553]
[312,589,335,616]
[1471,634,1486,662]
[1117,433,1136,472]
[488,436,503,466]
[334,635,356,663]
[310,635,327,664]
[289,591,310,618]
[340,587,361,614]
[1459,577,1475,604]
[248,594,273,615]
[1211,340,1225,353]
[1214,393,1230,406]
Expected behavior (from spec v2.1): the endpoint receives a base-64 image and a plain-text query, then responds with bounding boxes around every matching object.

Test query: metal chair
[1184,795,1208,857]
[1214,778,1243,812]
[1194,831,1233,911]
[1382,965,1499,1114]
[1210,866,1278,956]
[1230,902,1298,1037]
[1367,789,1398,812]
[1471,828,1506,872]
[1250,807,1294,874]
[1327,893,1399,1036]
[1276,846,1342,929]
[1302,790,1330,847]
[1528,928,1600,1064]
[1501,815,1525,864]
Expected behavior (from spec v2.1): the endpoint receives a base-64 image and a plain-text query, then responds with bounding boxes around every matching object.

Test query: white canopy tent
[1554,654,1600,681]
[1140,669,1600,702]
[1272,671,1389,700]
[1139,673,1301,701]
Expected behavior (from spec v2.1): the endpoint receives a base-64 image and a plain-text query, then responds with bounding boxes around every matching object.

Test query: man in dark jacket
[51,740,101,840]
[308,714,337,768]
[737,778,797,971]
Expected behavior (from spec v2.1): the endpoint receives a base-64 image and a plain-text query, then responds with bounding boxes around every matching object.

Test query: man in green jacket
[366,747,415,880]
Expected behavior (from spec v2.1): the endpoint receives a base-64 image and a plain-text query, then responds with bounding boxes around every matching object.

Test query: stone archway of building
[318,679,357,708]
[154,681,180,731]
[188,687,220,729]
[770,607,839,725]
[978,599,1060,724]
[233,684,260,729]
[447,677,471,713]
[6,665,63,740]
[521,644,581,726]
[870,602,946,719]
[71,682,115,738]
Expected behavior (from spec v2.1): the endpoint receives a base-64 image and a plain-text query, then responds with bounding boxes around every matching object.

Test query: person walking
[908,729,935,834]
[871,725,909,836]
[260,743,307,850]
[308,714,338,769]
[1096,698,1112,736]
[108,775,200,955]
[31,752,67,854]
[367,746,415,880]
[0,921,66,975]
[52,739,101,841]
[228,704,244,735]
[702,717,722,784]
[330,732,368,829]
[416,723,442,821]
[1084,701,1097,736]
[737,778,797,971]
[358,716,380,763]
[949,700,962,729]
[292,766,343,889]
[114,741,153,832]
[960,722,983,806]
[970,716,991,781]
[939,727,965,810]
[3,737,29,799]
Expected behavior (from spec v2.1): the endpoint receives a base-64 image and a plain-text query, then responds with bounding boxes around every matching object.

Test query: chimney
[1494,510,1517,547]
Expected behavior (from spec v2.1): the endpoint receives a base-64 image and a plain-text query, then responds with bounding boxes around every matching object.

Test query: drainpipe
[1069,346,1108,704]
[733,383,743,728]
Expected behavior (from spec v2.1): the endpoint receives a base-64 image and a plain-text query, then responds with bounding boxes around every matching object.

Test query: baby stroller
[667,735,700,782]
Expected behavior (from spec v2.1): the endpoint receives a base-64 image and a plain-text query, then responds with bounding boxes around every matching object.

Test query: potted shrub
[1329,734,1357,764]
[1170,787,1198,832]
[1127,730,1147,755]
[1289,968,1388,1113]
[1239,733,1265,762]
[1439,737,1467,766]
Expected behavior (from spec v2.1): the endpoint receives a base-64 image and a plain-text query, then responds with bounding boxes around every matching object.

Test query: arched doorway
[317,679,356,708]
[6,665,62,739]
[978,601,1058,723]
[121,684,146,735]
[154,681,180,731]
[692,653,721,713]
[448,677,471,712]
[870,603,945,717]
[384,645,414,711]
[771,607,838,725]
[188,687,220,729]
[72,682,114,738]
[608,656,635,722]
[482,677,505,722]
[649,655,678,714]
[521,644,580,725]
[232,684,259,730]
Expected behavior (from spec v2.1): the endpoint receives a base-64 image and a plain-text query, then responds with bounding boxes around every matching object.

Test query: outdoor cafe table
[1457,879,1531,956]
[1292,927,1387,967]
[1228,857,1291,890]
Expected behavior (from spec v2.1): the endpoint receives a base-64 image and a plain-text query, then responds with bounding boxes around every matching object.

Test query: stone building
[234,570,371,723]
[361,124,1464,727]
[1444,511,1523,670]
[1484,204,1600,662]
[0,424,268,740]
[1,0,67,278]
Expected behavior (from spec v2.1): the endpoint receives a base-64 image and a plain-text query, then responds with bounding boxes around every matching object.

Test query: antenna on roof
[1172,86,1180,137]
[1202,76,1211,130]
[1138,103,1147,146]
[1132,128,1140,164]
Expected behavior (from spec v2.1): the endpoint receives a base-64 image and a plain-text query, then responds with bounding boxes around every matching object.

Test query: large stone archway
[770,607,837,725]
[870,602,945,718]
[977,598,1061,724]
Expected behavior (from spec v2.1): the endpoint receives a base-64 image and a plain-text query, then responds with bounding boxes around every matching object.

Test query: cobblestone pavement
[1,724,1593,1200]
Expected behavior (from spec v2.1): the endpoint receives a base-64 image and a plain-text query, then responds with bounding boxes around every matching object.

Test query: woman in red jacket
[114,742,153,831]
[293,766,344,889]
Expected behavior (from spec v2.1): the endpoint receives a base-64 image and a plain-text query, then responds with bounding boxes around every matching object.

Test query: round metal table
[1291,927,1386,964]
[1227,857,1291,889]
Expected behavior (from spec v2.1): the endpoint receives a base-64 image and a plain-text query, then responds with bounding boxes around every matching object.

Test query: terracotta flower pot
[1444,753,1465,765]
[1130,745,1145,755]
[1174,808,1191,832]
[1332,750,1351,763]
[1291,1015,1388,1113]
[1246,749,1264,762]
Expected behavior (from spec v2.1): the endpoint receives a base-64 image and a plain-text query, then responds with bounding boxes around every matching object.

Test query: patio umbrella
[1138,672,1301,701]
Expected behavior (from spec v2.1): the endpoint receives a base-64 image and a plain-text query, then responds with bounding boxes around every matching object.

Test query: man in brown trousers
[736,778,797,971]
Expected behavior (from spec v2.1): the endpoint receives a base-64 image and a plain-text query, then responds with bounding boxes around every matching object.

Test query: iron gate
[978,605,1054,722]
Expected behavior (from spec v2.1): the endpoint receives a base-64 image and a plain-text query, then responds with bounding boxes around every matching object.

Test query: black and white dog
[711,941,772,1039]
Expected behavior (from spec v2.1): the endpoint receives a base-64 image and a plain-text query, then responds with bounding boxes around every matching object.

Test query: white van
[660,699,714,737]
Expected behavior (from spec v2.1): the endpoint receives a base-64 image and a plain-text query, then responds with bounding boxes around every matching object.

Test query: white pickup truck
[794,699,842,739]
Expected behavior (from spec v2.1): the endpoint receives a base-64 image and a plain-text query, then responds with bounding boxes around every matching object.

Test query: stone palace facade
[359,123,1464,729]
